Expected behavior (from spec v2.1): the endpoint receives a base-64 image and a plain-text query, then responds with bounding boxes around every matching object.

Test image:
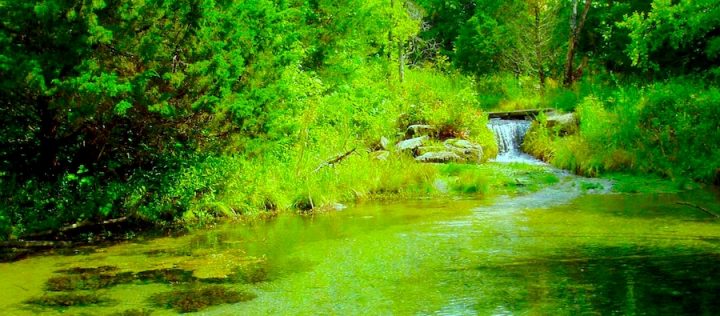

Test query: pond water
[1,170,720,315]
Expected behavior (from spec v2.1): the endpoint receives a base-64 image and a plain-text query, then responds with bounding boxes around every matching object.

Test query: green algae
[110,308,154,316]
[1,182,720,315]
[150,285,256,313]
[25,293,108,307]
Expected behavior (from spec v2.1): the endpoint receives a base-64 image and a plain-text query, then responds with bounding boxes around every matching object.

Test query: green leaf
[114,100,133,116]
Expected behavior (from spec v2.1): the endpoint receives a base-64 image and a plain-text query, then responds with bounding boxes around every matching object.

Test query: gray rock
[417,146,446,156]
[370,150,390,161]
[546,112,578,135]
[433,179,449,193]
[380,136,390,150]
[444,138,484,163]
[415,151,462,163]
[396,136,428,152]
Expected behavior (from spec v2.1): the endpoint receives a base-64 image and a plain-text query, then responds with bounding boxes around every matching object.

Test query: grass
[521,78,720,185]
[606,173,697,194]
[438,163,560,196]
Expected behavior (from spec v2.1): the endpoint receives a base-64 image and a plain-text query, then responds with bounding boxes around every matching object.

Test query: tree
[0,0,315,232]
[0,0,315,180]
[619,0,720,74]
[516,0,561,88]
[563,0,592,86]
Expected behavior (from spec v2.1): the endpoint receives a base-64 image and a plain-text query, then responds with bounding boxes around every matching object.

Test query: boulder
[546,112,578,135]
[396,136,427,153]
[417,146,446,156]
[444,138,484,163]
[370,150,390,161]
[379,136,390,150]
[415,151,462,163]
[369,136,391,151]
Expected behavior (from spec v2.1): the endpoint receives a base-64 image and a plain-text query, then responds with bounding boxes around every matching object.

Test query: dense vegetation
[1,0,718,240]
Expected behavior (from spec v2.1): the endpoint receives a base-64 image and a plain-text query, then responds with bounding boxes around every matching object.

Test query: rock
[546,112,578,135]
[369,136,391,151]
[417,146,446,156]
[415,151,462,163]
[406,124,436,137]
[433,179,449,193]
[396,136,428,152]
[370,150,390,161]
[443,138,484,163]
[331,203,347,211]
[380,136,390,150]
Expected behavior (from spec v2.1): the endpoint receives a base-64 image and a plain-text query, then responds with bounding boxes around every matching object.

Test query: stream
[1,121,719,315]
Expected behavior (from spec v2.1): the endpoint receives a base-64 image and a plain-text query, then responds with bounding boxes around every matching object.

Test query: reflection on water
[472,249,720,315]
[0,187,719,315]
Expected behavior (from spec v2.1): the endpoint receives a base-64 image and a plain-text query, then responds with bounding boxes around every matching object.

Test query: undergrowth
[523,77,720,184]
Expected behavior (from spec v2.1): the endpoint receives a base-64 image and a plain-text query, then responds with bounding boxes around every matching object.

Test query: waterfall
[487,119,540,163]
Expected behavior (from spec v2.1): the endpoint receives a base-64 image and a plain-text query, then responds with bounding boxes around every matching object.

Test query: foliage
[1,0,719,239]
[619,0,720,74]
[523,78,720,182]
[0,0,430,238]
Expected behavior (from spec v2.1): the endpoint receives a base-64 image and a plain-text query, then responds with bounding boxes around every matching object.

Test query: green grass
[438,163,560,196]
[606,173,698,194]
[521,78,720,185]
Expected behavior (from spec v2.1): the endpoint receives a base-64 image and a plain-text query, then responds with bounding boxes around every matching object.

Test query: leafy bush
[523,78,720,182]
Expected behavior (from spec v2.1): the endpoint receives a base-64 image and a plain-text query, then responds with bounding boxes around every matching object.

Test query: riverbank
[5,152,708,263]
[0,159,567,261]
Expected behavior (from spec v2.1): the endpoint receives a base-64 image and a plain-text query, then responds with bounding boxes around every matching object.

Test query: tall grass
[522,78,720,183]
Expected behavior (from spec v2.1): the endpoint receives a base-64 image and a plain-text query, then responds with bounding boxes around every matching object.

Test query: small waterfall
[487,119,539,163]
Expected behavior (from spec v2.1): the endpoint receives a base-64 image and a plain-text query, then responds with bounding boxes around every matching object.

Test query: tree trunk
[388,0,394,61]
[533,4,545,89]
[563,0,591,86]
[391,0,405,83]
[37,96,59,179]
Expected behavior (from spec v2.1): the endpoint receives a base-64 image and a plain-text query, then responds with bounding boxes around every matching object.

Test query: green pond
[1,169,720,315]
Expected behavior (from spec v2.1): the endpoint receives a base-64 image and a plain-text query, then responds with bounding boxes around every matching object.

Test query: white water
[487,119,543,164]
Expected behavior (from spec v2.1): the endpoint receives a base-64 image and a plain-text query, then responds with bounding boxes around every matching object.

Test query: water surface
[1,180,719,315]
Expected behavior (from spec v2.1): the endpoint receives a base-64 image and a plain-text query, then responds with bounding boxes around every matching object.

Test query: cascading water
[487,119,542,164]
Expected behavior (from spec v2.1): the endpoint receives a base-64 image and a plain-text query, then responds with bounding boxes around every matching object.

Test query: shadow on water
[472,247,720,315]
[556,190,720,221]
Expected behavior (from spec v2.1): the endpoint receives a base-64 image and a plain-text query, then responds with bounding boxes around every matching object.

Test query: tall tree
[563,0,592,86]
[523,0,560,88]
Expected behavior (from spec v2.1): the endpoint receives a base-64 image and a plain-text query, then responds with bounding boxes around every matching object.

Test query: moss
[151,285,256,313]
[110,309,154,316]
[56,266,119,274]
[234,261,269,283]
[45,267,235,292]
[136,268,196,284]
[46,270,134,291]
[580,181,604,191]
[25,293,107,307]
